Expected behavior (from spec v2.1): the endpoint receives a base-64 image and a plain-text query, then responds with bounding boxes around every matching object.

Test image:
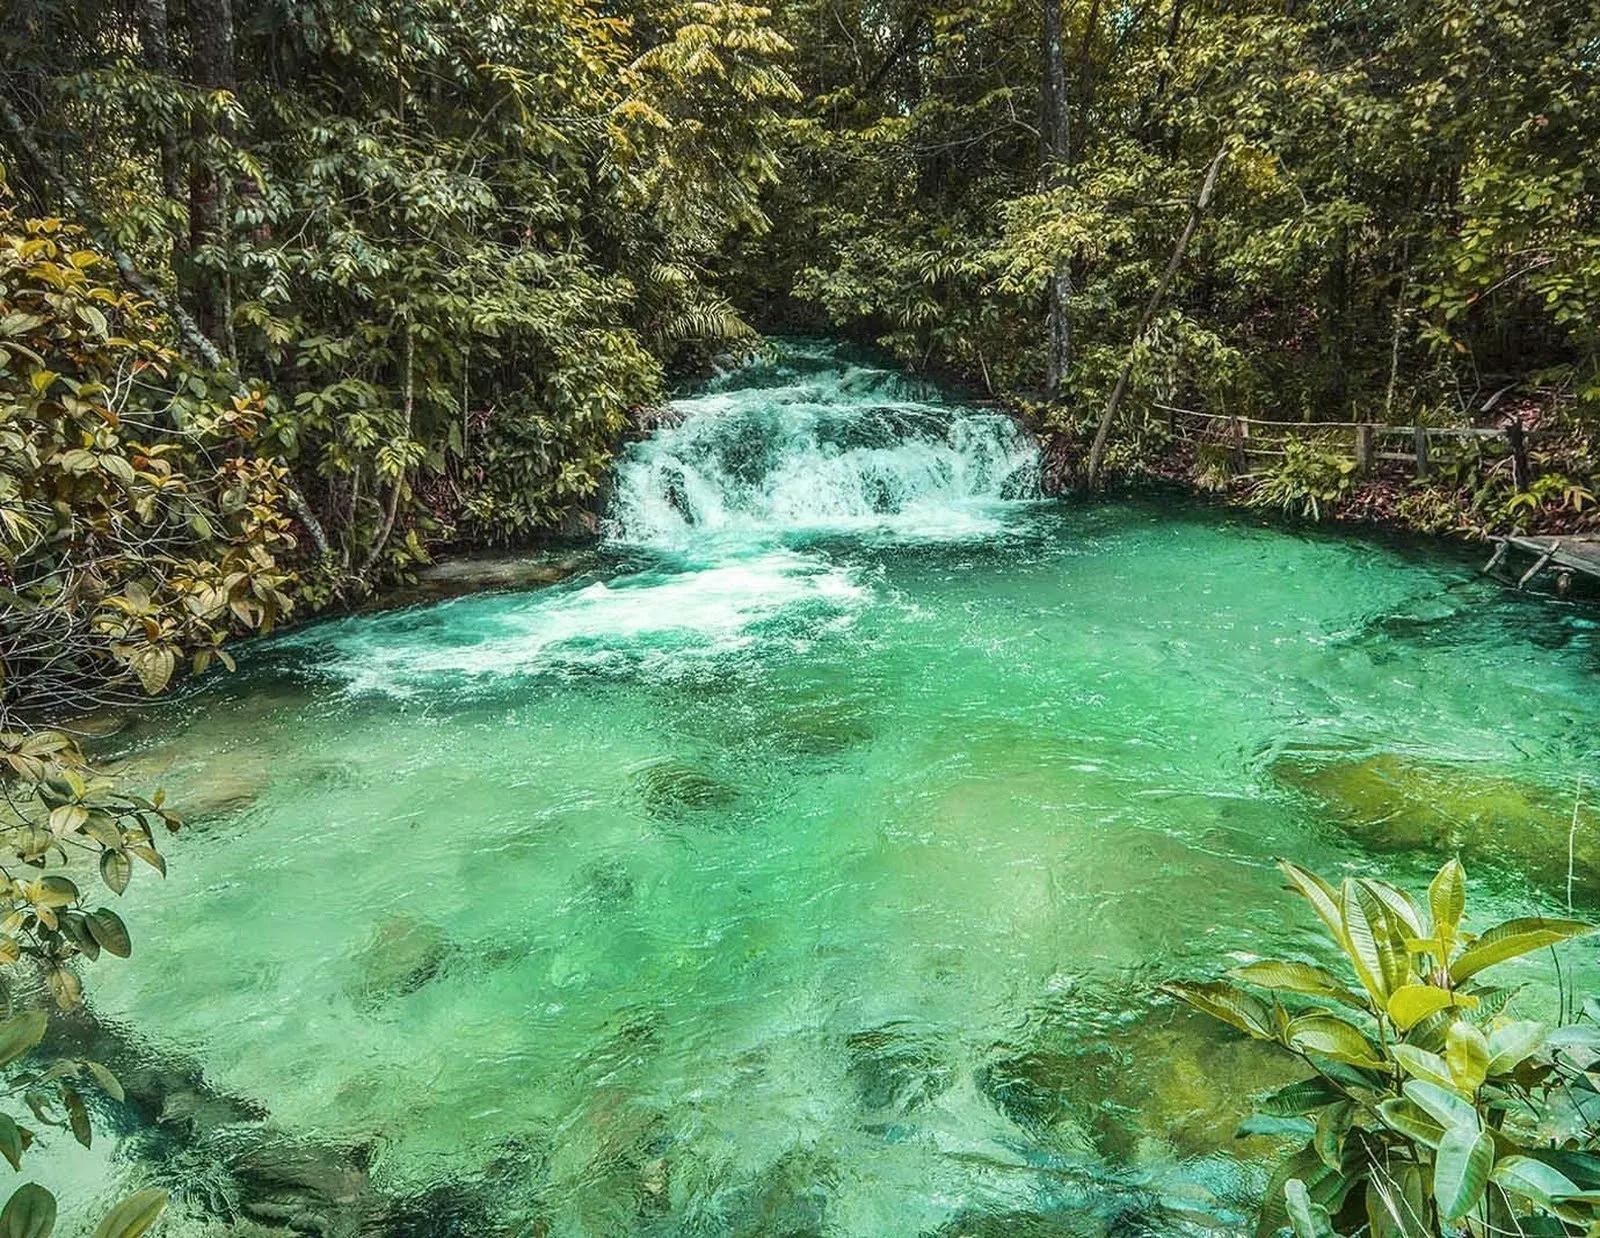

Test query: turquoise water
[63,343,1598,1234]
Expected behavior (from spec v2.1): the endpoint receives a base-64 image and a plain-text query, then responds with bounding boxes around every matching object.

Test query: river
[50,340,1599,1235]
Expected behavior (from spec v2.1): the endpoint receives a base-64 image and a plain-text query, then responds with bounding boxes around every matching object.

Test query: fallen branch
[1085,145,1228,487]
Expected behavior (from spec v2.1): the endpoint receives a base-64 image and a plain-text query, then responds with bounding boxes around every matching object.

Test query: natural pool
[54,342,1600,1234]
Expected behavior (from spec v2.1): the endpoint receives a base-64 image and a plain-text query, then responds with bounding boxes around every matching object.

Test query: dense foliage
[737,0,1600,520]
[1167,860,1599,1237]
[2,0,795,592]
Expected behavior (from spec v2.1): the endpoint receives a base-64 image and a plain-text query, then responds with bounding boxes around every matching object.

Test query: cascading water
[65,340,1598,1237]
[606,341,1039,546]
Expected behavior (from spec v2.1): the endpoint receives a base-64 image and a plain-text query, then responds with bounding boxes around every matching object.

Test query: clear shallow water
[63,342,1599,1234]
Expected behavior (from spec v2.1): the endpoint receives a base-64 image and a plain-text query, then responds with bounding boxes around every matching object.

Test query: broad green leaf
[1446,1021,1489,1092]
[1429,860,1466,941]
[1287,1013,1384,1068]
[1256,1146,1343,1238]
[0,1184,55,1238]
[1278,861,1344,942]
[1492,1156,1582,1209]
[1228,960,1363,1009]
[1449,918,1595,983]
[85,910,130,959]
[1386,984,1454,1030]
[1285,1178,1336,1238]
[0,1116,22,1172]
[83,1061,123,1103]
[1360,878,1425,939]
[1366,1168,1431,1238]
[1341,879,1399,1004]
[1255,1077,1344,1117]
[1402,1079,1478,1133]
[1433,1123,1493,1221]
[99,850,131,897]
[1376,1098,1445,1149]
[58,1084,89,1149]
[1393,1044,1456,1090]
[1159,980,1272,1040]
[0,1014,46,1070]
[1312,1100,1352,1171]
[1486,1021,1546,1076]
[90,1190,167,1238]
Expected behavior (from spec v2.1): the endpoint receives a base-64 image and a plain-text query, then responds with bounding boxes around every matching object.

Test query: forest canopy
[2,0,1598,645]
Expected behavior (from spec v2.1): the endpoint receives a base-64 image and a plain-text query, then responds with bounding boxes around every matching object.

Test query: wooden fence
[1154,404,1538,489]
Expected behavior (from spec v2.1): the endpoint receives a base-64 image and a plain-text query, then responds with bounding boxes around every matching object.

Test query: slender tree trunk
[137,0,186,276]
[361,323,414,576]
[1085,146,1227,486]
[1042,0,1073,402]
[188,0,235,351]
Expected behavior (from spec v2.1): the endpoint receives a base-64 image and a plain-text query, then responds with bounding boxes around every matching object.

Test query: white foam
[314,550,867,694]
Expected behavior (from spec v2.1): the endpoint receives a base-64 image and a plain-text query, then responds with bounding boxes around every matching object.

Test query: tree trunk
[1085,146,1227,487]
[137,0,185,275]
[1042,0,1072,402]
[187,0,235,352]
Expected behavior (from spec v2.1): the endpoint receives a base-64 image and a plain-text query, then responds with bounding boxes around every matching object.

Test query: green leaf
[0,1184,55,1238]
[85,910,130,959]
[1229,960,1364,1008]
[1428,860,1466,940]
[1492,1156,1582,1210]
[1360,878,1425,939]
[0,1014,47,1070]
[90,1190,167,1238]
[83,1061,123,1103]
[1285,1178,1336,1238]
[1376,1098,1445,1149]
[1287,1013,1384,1068]
[99,850,131,897]
[1341,878,1397,1005]
[1485,1020,1546,1077]
[1386,984,1454,1030]
[1449,917,1595,983]
[1254,1077,1345,1117]
[1159,980,1272,1039]
[1393,1043,1456,1089]
[1279,861,1344,942]
[1366,1168,1430,1237]
[58,1084,89,1149]
[1312,1100,1353,1171]
[0,1116,23,1172]
[1402,1079,1478,1133]
[1446,1020,1489,1093]
[1433,1123,1493,1221]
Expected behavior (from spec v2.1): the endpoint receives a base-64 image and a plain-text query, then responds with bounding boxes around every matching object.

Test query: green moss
[1274,751,1598,895]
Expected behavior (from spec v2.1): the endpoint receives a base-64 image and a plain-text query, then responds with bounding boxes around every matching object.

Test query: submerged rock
[348,915,453,1010]
[845,1022,955,1114]
[634,759,739,820]
[977,1000,1299,1166]
[1273,750,1598,896]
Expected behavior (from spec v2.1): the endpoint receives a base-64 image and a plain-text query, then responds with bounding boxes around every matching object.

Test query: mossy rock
[348,915,453,1010]
[977,1003,1300,1164]
[634,759,739,820]
[1273,751,1599,896]
[845,1022,954,1114]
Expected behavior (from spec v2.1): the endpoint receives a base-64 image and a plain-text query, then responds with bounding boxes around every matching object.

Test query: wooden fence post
[1355,424,1374,476]
[1230,416,1245,471]
[1506,418,1531,491]
[1413,426,1430,480]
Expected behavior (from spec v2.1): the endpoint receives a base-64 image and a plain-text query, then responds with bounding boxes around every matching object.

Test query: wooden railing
[1154,404,1538,488]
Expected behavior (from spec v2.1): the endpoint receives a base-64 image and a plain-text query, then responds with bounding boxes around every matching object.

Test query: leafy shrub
[1246,440,1359,521]
[1,206,295,718]
[1165,859,1598,1237]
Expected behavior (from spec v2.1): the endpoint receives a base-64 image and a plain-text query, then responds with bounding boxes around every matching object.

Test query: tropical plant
[1164,859,1599,1237]
[1247,440,1360,521]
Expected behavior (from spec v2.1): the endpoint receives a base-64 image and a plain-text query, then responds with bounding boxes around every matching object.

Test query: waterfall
[605,341,1039,546]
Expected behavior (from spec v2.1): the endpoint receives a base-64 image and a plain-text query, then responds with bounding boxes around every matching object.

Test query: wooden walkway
[1483,535,1600,592]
